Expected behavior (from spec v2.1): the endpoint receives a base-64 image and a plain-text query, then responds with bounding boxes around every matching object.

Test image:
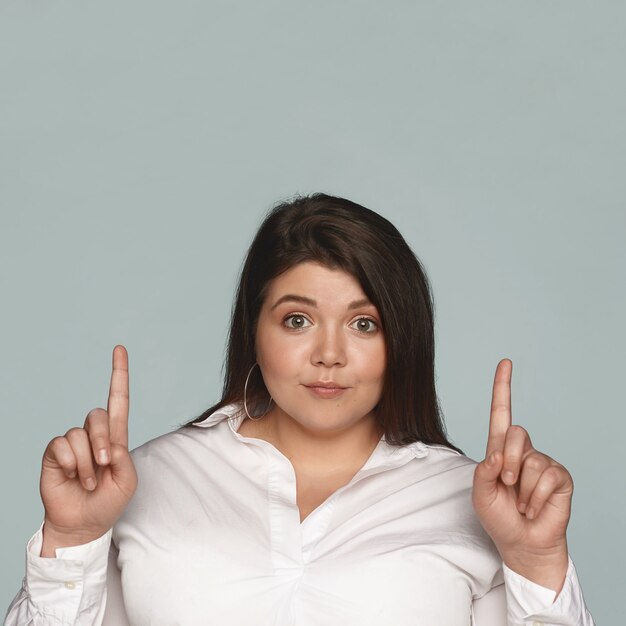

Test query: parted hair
[184,192,460,451]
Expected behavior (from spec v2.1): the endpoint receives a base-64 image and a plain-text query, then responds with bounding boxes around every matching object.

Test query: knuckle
[110,442,127,461]
[531,479,550,497]
[91,434,109,447]
[65,427,86,440]
[84,408,107,427]
[89,424,110,442]
[509,424,527,436]
[525,454,546,472]
[503,450,520,464]
[49,436,67,450]
[71,444,95,467]
[52,447,75,469]
[563,466,573,483]
[543,465,563,483]
[59,455,76,469]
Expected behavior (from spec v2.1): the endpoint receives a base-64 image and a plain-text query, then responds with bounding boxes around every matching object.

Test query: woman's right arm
[471,558,595,626]
[4,346,137,625]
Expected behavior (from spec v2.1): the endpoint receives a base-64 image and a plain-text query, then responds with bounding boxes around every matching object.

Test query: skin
[38,262,572,596]
[241,262,387,519]
[472,359,571,593]
[40,345,136,557]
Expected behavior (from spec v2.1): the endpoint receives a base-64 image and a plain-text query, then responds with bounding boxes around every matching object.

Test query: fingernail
[518,502,527,513]
[503,471,515,484]
[487,453,496,467]
[98,449,109,465]
[85,478,96,491]
[526,507,535,519]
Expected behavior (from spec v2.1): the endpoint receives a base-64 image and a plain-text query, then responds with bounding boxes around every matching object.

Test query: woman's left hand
[472,359,572,593]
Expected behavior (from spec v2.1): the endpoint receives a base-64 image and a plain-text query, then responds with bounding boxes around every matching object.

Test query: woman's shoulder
[128,404,241,467]
[396,442,482,501]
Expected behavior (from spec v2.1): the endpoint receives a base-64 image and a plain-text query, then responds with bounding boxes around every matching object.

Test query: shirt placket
[229,417,427,573]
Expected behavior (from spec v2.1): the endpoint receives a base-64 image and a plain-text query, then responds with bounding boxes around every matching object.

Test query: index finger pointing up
[486,358,512,457]
[108,344,129,448]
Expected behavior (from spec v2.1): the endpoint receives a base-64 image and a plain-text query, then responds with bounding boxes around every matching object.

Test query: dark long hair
[185,193,460,452]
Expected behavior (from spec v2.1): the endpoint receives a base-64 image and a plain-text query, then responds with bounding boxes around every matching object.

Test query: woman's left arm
[472,359,595,625]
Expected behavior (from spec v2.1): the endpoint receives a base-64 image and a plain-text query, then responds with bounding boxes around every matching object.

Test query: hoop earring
[243,363,273,421]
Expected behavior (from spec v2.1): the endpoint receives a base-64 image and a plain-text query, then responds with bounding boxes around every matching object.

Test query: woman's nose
[311,326,347,367]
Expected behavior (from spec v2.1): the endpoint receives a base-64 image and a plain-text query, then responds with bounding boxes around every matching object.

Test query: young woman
[6,194,595,625]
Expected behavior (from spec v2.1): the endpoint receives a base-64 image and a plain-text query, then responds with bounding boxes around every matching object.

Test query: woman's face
[255,262,386,435]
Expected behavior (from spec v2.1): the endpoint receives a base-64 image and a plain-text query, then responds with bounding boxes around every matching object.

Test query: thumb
[472,451,504,512]
[108,443,138,497]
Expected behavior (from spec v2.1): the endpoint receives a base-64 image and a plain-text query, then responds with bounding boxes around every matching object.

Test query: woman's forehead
[263,262,372,309]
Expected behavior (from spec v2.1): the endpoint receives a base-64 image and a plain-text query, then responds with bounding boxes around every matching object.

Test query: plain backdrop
[1,1,623,623]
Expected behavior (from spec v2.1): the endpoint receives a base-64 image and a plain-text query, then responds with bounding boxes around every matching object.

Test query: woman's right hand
[39,345,138,556]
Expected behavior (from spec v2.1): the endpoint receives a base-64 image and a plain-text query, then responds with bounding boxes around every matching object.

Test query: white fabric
[5,403,595,625]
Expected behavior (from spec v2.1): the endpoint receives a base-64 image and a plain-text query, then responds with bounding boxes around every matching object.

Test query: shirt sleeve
[502,555,595,626]
[3,523,112,626]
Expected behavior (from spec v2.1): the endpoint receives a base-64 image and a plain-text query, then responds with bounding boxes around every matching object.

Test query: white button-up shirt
[6,404,595,625]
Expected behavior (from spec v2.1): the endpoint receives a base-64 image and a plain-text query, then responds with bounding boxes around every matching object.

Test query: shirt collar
[192,402,244,428]
[192,402,429,461]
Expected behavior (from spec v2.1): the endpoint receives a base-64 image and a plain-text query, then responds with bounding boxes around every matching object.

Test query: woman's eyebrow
[270,295,373,311]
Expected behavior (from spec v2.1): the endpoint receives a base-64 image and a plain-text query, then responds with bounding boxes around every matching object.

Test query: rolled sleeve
[503,556,595,626]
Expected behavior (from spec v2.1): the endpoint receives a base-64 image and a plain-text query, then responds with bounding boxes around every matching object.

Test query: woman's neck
[238,407,383,478]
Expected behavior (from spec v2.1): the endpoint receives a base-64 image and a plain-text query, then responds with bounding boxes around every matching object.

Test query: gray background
[1,1,623,623]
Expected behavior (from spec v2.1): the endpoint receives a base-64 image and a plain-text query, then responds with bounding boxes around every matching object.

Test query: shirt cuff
[503,555,594,626]
[25,521,112,623]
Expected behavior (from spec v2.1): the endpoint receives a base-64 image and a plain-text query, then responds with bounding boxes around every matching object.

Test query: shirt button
[532,621,543,626]
[63,581,76,590]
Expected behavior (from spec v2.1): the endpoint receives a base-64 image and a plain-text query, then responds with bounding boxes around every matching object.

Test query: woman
[6,193,594,625]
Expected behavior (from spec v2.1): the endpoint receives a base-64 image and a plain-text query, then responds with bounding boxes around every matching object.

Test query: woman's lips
[304,384,348,398]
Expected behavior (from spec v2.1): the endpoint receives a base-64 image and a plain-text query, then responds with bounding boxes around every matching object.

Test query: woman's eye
[350,318,378,333]
[283,314,311,329]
